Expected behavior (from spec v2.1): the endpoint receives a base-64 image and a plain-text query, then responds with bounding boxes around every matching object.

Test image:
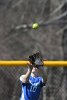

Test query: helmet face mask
[29,52,43,67]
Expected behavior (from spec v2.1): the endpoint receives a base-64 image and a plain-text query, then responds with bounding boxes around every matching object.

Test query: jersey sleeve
[20,75,25,81]
[20,75,27,85]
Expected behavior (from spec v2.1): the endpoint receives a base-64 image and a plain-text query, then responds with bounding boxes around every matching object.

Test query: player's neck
[31,72,38,77]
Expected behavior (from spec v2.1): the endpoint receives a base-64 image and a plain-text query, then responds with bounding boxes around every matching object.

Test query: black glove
[29,52,43,68]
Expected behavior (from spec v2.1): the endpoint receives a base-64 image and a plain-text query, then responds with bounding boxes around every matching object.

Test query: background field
[0,0,67,100]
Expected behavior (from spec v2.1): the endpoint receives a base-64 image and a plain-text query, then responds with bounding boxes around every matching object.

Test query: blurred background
[0,0,67,100]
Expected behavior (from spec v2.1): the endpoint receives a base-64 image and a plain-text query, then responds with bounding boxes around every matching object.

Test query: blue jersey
[20,75,45,100]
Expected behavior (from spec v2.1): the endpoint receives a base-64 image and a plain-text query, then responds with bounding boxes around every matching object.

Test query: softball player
[20,52,47,100]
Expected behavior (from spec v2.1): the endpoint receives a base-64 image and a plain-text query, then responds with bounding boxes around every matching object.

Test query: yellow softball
[32,23,39,29]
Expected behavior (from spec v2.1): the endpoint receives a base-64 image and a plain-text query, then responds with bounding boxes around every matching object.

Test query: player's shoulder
[38,76,44,83]
[38,76,43,79]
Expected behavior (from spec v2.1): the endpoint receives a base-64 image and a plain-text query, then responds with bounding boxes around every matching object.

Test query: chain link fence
[0,0,67,100]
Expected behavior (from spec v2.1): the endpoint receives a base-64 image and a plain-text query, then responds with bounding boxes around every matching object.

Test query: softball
[32,23,39,29]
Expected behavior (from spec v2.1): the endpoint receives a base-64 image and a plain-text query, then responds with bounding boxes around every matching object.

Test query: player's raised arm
[20,64,33,83]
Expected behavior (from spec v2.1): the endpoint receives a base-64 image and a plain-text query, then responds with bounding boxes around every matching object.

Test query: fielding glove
[29,52,43,68]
